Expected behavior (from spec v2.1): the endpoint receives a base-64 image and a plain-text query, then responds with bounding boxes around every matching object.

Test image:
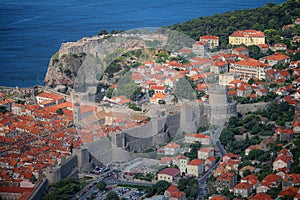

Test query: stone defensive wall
[237,102,269,115]
[44,155,78,184]
[86,102,215,165]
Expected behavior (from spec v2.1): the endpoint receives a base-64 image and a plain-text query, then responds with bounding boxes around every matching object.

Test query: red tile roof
[235,58,269,68]
[230,30,265,37]
[188,159,204,166]
[200,35,219,40]
[234,182,252,189]
[249,193,273,200]
[264,53,290,61]
[279,187,298,197]
[159,168,179,176]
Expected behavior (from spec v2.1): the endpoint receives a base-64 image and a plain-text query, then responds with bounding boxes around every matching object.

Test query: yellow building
[229,30,265,46]
[186,159,204,177]
[157,168,180,183]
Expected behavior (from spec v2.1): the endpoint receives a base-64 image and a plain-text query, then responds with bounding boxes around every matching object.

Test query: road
[77,169,153,200]
[197,127,227,200]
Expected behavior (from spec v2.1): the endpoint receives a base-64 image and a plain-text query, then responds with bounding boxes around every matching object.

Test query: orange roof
[37,92,64,100]
[169,191,186,198]
[229,79,243,84]
[279,187,298,197]
[234,182,252,189]
[235,58,269,68]
[208,156,216,162]
[214,61,227,67]
[249,193,273,200]
[274,155,292,164]
[194,41,206,46]
[0,186,34,193]
[165,142,180,149]
[233,46,248,52]
[188,159,203,166]
[210,195,228,200]
[217,172,235,181]
[258,44,269,48]
[227,90,237,96]
[165,185,179,193]
[185,133,210,139]
[150,85,165,90]
[263,174,281,183]
[230,30,265,37]
[200,35,219,40]
[264,53,290,61]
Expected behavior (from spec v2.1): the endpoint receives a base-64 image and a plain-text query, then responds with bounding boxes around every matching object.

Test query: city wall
[237,102,269,115]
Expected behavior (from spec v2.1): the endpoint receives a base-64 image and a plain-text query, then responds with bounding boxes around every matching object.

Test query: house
[150,92,167,104]
[222,153,240,163]
[257,174,281,193]
[184,133,211,145]
[36,92,65,107]
[273,154,293,171]
[273,43,287,51]
[215,172,237,191]
[234,182,253,197]
[278,187,298,198]
[150,85,166,94]
[164,143,181,156]
[260,53,290,67]
[236,84,251,97]
[157,168,180,183]
[275,126,294,142]
[258,44,269,53]
[241,174,259,189]
[205,157,216,171]
[230,58,271,80]
[229,30,265,46]
[178,156,189,176]
[209,195,228,200]
[199,35,219,49]
[186,159,204,177]
[232,46,249,57]
[107,95,132,105]
[248,193,273,200]
[192,41,208,57]
[210,61,228,74]
[164,185,187,200]
[198,147,214,159]
[282,174,300,189]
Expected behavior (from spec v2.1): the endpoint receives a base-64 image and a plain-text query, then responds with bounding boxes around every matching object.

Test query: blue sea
[0,0,286,87]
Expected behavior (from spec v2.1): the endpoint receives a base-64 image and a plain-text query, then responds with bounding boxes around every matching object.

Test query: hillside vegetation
[169,0,300,48]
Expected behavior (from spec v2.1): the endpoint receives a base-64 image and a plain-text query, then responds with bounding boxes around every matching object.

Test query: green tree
[106,191,120,200]
[184,141,201,160]
[96,180,106,191]
[0,106,7,114]
[56,108,64,115]
[98,29,108,36]
[105,88,114,98]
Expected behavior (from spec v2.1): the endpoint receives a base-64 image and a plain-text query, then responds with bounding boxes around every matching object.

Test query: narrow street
[197,127,227,200]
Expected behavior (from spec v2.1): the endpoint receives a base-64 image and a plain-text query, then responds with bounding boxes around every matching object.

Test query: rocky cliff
[44,34,150,91]
[44,51,86,89]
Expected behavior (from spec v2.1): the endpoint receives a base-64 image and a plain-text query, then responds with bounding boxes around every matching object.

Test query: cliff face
[44,34,147,90]
[44,52,86,88]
